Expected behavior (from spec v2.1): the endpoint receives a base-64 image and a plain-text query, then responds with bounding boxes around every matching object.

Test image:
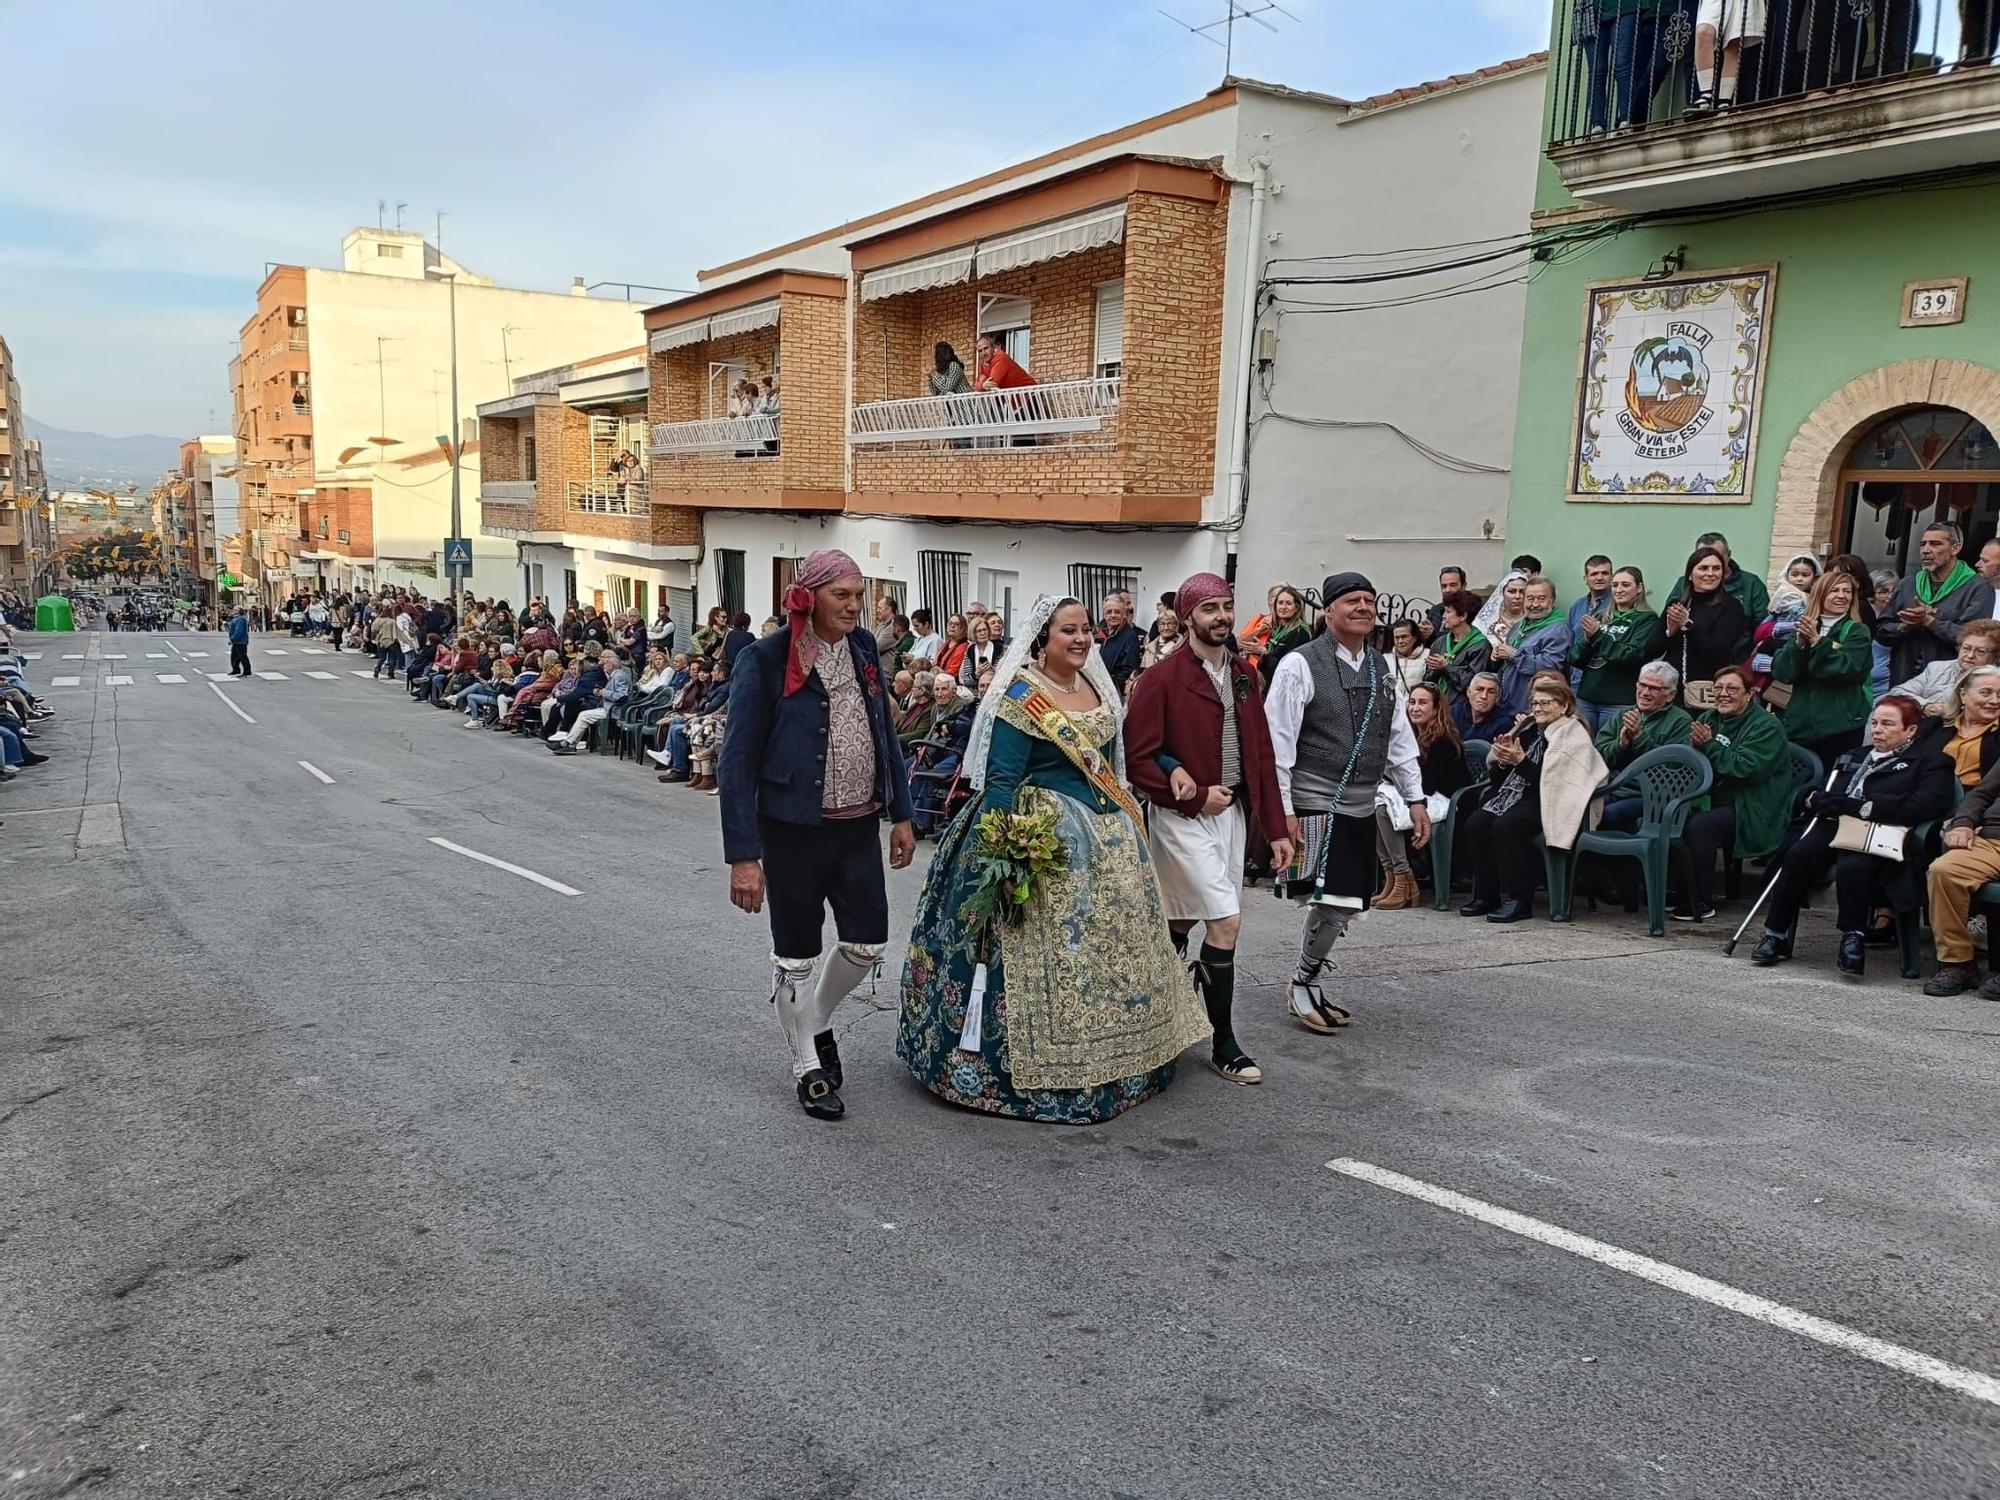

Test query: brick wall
[848,191,1225,509]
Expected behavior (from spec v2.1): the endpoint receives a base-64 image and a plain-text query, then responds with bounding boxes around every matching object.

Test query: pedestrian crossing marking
[51,675,80,687]
[350,670,375,678]
[302,648,328,655]
[157,673,187,684]
[257,671,290,680]
[206,672,232,680]
[263,649,289,656]
[102,654,126,659]
[62,653,85,659]
[185,651,210,658]
[18,652,40,660]
[104,675,133,686]
[304,670,338,680]
[147,652,169,658]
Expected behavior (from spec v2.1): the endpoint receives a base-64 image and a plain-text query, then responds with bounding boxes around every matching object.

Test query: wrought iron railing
[1548,0,1977,146]
[648,414,779,455]
[567,477,649,515]
[849,375,1121,448]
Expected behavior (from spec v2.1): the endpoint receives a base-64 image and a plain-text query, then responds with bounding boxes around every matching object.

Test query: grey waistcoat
[1292,634,1393,818]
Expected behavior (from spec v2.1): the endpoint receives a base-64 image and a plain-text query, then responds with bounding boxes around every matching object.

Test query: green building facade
[1505,7,2000,600]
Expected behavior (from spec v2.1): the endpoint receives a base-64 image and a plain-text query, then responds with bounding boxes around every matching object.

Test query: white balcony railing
[287,336,308,352]
[849,376,1120,446]
[567,477,649,516]
[481,480,537,504]
[649,414,779,456]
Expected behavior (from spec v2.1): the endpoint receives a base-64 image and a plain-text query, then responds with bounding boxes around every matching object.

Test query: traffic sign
[443,538,474,570]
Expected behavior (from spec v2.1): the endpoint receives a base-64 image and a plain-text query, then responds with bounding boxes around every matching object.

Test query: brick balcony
[478,402,700,551]
[644,271,847,512]
[845,157,1226,525]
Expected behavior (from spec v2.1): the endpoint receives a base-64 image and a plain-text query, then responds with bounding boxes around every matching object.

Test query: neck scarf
[1519,608,1560,636]
[1442,625,1484,661]
[1917,560,1976,606]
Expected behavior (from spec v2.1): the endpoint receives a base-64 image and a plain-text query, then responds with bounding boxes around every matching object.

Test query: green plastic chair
[1429,739,1491,910]
[1551,744,1713,936]
[1715,743,1822,902]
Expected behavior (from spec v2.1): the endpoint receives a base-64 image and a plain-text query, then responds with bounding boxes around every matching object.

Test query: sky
[0,0,1549,438]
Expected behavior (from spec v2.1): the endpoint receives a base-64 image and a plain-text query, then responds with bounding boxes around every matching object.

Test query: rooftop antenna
[377,198,386,229]
[394,201,408,230]
[1158,0,1298,79]
[435,208,447,257]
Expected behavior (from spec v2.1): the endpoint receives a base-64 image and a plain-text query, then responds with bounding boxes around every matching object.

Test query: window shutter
[1094,280,1125,373]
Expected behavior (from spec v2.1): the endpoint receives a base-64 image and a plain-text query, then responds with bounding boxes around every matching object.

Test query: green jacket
[1770,617,1871,745]
[1577,609,1667,707]
[1594,702,1693,772]
[1695,702,1791,859]
[1668,562,1770,625]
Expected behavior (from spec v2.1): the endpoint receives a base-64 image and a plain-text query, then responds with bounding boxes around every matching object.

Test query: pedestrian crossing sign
[444,538,473,569]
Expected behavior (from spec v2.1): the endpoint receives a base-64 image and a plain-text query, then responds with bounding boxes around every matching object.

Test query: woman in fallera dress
[897,595,1210,1123]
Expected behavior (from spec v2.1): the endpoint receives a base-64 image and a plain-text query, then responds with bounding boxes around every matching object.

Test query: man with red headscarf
[1125,572,1293,1085]
[718,549,917,1121]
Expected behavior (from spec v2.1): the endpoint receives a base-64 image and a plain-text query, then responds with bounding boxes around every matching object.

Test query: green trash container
[34,595,75,632]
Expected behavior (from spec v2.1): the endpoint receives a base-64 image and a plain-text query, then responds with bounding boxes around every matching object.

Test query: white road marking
[208,682,256,724]
[164,639,187,659]
[103,675,133,686]
[257,671,289,680]
[102,654,126,659]
[428,837,580,897]
[263,649,289,656]
[304,670,338,680]
[1325,1159,2000,1409]
[302,648,328,655]
[205,672,232,681]
[18,651,40,660]
[297,760,335,784]
[350,670,375,678]
[156,673,187,684]
[146,652,168,658]
[51,675,80,687]
[62,653,84,660]
[184,651,210,658]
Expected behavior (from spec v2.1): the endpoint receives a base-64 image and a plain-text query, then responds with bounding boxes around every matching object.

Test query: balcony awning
[708,299,780,338]
[860,247,975,302]
[975,204,1126,276]
[649,318,711,353]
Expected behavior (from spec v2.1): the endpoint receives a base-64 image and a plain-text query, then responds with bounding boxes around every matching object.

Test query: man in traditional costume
[719,549,916,1121]
[1125,572,1293,1085]
[1265,573,1431,1033]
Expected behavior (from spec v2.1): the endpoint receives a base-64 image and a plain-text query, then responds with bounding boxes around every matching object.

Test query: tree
[60,527,168,585]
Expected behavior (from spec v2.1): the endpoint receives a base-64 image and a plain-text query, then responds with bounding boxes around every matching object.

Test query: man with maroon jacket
[1125,572,1294,1085]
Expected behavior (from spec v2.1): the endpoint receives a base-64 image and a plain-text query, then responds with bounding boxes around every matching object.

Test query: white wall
[698,512,1216,636]
[1228,73,1545,607]
[303,267,644,596]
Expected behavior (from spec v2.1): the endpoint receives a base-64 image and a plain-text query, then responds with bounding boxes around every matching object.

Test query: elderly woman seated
[1675,664,1791,921]
[1915,661,2000,792]
[1456,678,1608,923]
[899,672,964,750]
[1748,696,1955,978]
[1891,618,2000,715]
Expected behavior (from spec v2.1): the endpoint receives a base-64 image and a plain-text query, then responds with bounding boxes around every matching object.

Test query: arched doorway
[1768,359,2000,579]
[1836,406,2000,578]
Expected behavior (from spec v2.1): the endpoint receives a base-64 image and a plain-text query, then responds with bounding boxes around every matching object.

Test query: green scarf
[1518,609,1561,636]
[1441,626,1485,662]
[1916,560,1977,606]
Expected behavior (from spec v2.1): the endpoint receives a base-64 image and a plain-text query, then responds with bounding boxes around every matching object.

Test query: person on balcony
[1690,0,1765,114]
[929,342,972,398]
[972,333,1035,394]
[1575,0,1697,136]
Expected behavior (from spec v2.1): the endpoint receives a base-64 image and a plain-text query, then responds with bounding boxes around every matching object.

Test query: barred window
[917,549,969,621]
[1066,563,1139,623]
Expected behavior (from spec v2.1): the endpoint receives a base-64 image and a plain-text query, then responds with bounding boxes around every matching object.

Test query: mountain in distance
[27,421,184,492]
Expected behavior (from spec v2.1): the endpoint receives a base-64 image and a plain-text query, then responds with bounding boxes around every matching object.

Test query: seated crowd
[1355,521,2000,998]
[0,618,57,785]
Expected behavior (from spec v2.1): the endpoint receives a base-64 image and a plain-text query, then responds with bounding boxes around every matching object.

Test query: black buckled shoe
[1836,931,1866,979]
[1486,899,1532,924]
[1749,931,1792,967]
[813,1030,843,1091]
[1459,898,1498,917]
[796,1068,844,1121]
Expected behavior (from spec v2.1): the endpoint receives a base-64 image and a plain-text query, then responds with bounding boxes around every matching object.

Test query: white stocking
[1292,905,1350,1010]
[770,955,820,1078]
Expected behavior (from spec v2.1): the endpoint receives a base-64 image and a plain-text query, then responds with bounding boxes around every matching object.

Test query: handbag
[1681,640,1715,709]
[1830,815,1909,862]
[1762,680,1794,709]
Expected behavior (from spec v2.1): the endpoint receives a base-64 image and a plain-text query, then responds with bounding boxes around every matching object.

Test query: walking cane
[1723,763,1845,957]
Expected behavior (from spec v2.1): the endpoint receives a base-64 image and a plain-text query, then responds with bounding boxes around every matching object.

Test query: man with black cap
[1126,571,1294,1085]
[1265,572,1430,1033]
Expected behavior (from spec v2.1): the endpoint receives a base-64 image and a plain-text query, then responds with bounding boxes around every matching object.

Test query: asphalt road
[4,627,1997,1500]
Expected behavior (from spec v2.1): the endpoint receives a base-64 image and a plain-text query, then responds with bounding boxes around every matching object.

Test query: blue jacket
[719,625,915,864]
[227,616,249,646]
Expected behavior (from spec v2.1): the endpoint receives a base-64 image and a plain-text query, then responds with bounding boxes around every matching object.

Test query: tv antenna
[1159,1,1298,78]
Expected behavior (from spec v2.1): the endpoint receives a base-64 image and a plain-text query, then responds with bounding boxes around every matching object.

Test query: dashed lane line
[428,837,580,897]
[208,682,256,724]
[1325,1159,2000,1409]
[297,760,335,784]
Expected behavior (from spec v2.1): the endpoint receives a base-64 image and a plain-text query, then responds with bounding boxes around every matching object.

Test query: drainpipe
[1221,153,1270,589]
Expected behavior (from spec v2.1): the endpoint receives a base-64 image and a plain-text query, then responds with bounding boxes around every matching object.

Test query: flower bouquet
[952,806,1063,1053]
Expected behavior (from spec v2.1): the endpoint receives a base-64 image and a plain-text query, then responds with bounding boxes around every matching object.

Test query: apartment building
[1508,5,2000,592]
[176,435,240,613]
[0,334,57,599]
[608,64,1544,634]
[230,229,646,605]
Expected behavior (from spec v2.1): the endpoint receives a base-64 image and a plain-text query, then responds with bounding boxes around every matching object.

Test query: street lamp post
[426,266,463,605]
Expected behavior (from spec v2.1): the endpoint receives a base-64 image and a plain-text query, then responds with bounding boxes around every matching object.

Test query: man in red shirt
[972,333,1035,392]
